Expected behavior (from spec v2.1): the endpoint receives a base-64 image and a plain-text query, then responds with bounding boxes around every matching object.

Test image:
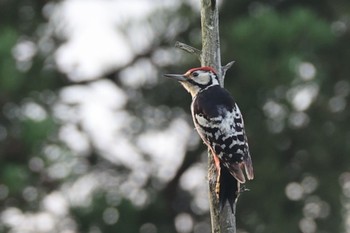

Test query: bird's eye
[192,72,199,77]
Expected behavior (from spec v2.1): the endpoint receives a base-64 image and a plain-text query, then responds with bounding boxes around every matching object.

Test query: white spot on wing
[195,114,208,127]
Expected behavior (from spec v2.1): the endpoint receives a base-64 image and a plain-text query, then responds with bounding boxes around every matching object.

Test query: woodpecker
[164,66,254,212]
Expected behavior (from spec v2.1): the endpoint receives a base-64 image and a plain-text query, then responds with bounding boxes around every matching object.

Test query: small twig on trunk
[220,61,235,86]
[175,41,202,61]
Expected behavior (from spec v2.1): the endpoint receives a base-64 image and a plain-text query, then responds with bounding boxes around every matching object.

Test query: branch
[200,0,236,232]
[175,41,202,61]
[174,1,237,232]
[222,61,235,80]
[200,0,222,81]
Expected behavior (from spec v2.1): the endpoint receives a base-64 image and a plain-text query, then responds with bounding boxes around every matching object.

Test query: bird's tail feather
[219,164,239,213]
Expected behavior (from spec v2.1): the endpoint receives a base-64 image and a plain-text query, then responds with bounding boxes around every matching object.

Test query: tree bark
[200,1,236,233]
[200,0,222,82]
[175,1,236,232]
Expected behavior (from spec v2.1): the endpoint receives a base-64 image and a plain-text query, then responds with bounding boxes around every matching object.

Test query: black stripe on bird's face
[187,78,212,89]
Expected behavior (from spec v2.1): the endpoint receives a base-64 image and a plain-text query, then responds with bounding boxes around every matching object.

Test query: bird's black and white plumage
[164,66,254,212]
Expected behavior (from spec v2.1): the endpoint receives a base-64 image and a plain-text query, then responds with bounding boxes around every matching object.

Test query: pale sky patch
[53,0,180,81]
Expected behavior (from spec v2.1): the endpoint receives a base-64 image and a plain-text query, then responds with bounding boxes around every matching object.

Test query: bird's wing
[205,105,254,183]
[192,88,254,183]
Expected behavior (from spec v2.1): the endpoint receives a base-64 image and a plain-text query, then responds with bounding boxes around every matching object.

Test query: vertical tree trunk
[200,0,222,80]
[175,1,237,232]
[200,1,236,233]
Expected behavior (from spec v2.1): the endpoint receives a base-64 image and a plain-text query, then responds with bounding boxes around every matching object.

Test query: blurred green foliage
[0,29,21,93]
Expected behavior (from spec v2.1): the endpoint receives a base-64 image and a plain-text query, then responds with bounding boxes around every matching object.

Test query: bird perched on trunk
[164,66,254,212]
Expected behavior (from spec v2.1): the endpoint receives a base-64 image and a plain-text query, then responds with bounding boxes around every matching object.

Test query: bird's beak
[163,73,187,82]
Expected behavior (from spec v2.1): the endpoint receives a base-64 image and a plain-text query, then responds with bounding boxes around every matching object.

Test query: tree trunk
[200,1,236,233]
[175,1,237,232]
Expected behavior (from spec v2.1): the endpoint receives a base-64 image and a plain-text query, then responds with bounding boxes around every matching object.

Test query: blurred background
[0,0,350,232]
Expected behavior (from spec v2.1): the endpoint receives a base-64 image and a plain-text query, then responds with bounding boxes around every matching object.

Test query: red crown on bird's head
[184,66,217,76]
